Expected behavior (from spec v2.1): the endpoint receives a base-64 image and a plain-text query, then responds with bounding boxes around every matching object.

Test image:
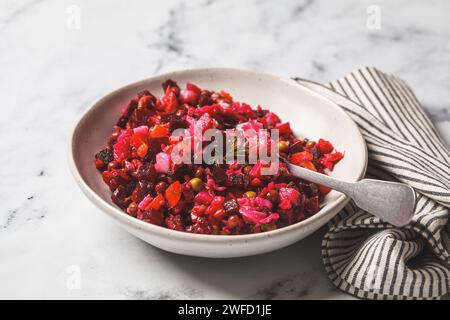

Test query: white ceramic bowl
[69,68,367,258]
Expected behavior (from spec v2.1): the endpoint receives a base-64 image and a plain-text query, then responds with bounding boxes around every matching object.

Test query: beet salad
[95,80,343,235]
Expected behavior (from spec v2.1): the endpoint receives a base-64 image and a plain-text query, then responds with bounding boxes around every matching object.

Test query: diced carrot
[290,151,313,165]
[136,143,148,158]
[302,161,317,172]
[149,124,169,138]
[146,193,165,211]
[165,181,182,208]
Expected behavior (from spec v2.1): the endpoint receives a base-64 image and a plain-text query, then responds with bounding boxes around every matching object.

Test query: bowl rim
[68,67,368,243]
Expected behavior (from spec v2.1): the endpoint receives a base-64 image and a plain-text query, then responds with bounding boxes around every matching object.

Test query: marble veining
[0,0,449,299]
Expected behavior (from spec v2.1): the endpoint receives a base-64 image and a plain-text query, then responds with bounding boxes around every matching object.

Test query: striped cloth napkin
[293,67,450,300]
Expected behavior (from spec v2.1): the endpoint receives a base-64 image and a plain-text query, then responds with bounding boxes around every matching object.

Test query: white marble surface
[1,0,449,299]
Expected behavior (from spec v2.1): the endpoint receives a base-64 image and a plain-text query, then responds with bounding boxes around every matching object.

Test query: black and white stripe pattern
[293,67,450,300]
